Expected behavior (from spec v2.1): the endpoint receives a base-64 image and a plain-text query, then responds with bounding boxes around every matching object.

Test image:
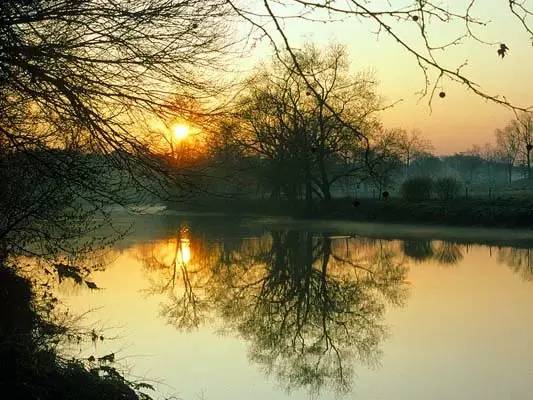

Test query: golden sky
[242,1,532,154]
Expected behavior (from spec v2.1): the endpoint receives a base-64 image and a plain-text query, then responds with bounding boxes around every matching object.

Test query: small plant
[434,177,462,200]
[400,177,434,201]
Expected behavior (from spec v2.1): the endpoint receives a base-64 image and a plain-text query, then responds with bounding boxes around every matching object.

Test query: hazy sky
[242,1,532,154]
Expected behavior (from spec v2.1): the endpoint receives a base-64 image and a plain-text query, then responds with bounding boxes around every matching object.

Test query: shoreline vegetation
[0,266,152,400]
[166,195,533,230]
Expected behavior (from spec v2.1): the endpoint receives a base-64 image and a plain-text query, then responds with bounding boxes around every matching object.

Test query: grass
[167,194,533,228]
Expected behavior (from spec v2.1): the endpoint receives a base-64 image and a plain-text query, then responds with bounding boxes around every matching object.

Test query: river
[58,214,533,400]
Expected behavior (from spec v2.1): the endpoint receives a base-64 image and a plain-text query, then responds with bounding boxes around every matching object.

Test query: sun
[172,123,189,140]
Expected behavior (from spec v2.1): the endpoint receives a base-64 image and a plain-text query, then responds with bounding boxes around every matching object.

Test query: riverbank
[166,196,533,229]
[0,265,152,400]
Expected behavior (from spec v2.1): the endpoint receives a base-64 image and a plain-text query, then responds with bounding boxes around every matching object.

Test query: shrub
[434,177,462,200]
[400,177,434,201]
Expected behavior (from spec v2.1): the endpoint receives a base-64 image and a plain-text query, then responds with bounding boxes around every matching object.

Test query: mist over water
[58,215,533,400]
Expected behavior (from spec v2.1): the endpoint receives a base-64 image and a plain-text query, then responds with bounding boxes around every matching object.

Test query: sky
[239,0,532,154]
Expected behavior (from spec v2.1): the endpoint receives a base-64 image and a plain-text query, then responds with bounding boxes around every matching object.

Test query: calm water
[59,215,533,399]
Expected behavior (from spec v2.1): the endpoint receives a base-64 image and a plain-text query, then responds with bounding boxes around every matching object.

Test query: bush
[400,177,434,201]
[434,177,462,200]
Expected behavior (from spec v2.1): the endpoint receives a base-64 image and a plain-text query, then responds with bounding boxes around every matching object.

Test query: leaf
[85,280,99,290]
[98,353,115,363]
[497,43,509,58]
[53,263,83,284]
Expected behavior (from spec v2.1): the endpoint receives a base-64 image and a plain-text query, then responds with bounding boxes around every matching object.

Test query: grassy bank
[167,196,533,228]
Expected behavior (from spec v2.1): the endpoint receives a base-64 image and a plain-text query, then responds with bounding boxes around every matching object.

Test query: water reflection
[137,225,210,329]
[44,218,533,400]
[211,232,408,394]
[126,222,533,396]
[399,240,533,280]
[401,240,464,265]
[497,247,533,281]
[137,227,409,394]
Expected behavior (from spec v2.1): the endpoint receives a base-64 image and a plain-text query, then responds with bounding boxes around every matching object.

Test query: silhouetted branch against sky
[2,0,531,155]
[0,0,242,204]
[1,0,235,143]
[1,0,531,198]
[228,0,532,113]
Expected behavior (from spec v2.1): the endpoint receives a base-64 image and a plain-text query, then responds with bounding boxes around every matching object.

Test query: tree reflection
[497,247,533,281]
[433,242,464,265]
[136,225,211,330]
[140,230,409,395]
[401,240,434,262]
[401,240,463,266]
[212,232,408,394]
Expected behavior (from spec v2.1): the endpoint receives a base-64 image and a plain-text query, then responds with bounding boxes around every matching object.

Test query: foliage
[400,177,434,201]
[434,177,462,201]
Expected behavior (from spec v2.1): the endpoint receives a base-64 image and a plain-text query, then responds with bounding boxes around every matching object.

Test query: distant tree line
[197,45,533,207]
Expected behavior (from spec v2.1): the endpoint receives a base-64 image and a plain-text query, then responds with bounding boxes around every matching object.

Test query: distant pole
[465,187,468,199]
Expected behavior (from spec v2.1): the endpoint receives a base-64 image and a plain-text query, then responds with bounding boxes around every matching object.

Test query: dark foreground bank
[167,196,533,228]
[0,266,152,400]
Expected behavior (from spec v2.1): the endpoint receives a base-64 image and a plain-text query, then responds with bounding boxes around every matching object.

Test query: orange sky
[241,1,532,154]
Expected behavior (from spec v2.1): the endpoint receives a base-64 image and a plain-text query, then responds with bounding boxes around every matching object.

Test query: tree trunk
[527,150,531,179]
[321,183,332,202]
[317,156,331,203]
[305,177,313,214]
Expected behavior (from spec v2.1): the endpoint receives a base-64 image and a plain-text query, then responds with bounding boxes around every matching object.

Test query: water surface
[60,215,533,399]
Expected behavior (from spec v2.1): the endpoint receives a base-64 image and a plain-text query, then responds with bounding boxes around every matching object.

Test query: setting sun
[172,123,189,140]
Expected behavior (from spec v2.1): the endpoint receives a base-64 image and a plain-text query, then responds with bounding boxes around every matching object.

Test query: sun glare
[172,124,189,140]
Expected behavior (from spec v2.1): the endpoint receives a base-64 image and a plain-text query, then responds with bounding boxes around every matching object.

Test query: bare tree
[230,44,383,209]
[396,129,433,176]
[495,125,520,184]
[511,113,533,179]
[0,0,235,253]
[365,128,404,196]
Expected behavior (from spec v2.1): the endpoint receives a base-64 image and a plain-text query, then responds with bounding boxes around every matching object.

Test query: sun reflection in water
[176,226,191,265]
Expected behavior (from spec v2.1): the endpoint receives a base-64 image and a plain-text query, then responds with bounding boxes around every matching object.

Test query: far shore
[104,203,533,248]
[164,196,533,230]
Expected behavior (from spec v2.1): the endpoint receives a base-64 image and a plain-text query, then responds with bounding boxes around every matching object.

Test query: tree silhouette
[225,44,383,210]
[0,0,234,254]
